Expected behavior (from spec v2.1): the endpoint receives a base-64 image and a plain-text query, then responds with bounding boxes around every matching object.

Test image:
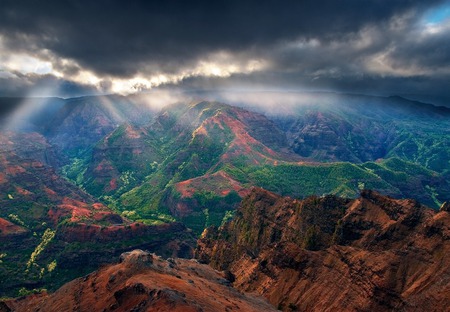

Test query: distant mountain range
[1,92,449,304]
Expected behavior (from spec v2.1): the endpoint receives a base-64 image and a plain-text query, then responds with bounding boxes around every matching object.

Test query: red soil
[175,170,249,199]
[92,203,106,210]
[95,159,114,172]
[15,186,33,196]
[5,165,26,175]
[108,178,118,191]
[124,124,142,139]
[0,172,8,184]
[4,250,277,312]
[0,217,27,236]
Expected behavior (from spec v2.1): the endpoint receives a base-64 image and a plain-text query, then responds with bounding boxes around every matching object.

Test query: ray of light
[2,84,61,132]
[97,95,126,125]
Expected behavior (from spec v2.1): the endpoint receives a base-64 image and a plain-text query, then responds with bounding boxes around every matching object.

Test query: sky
[1,0,450,105]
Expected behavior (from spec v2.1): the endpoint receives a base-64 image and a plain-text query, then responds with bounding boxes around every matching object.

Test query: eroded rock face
[3,250,277,312]
[196,188,450,312]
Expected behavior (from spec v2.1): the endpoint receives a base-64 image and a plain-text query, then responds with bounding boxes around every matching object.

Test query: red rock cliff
[196,188,450,311]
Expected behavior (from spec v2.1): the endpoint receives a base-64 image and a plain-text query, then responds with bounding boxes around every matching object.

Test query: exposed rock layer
[3,250,277,312]
[196,188,450,311]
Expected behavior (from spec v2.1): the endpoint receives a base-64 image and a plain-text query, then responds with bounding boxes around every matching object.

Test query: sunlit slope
[16,94,449,234]
[0,132,195,297]
[108,100,450,233]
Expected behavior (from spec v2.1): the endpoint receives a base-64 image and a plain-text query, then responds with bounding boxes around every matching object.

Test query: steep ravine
[196,188,450,311]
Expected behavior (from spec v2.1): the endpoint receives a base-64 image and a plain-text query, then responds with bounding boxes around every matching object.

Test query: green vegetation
[221,210,235,227]
[62,157,88,185]
[18,287,47,297]
[47,260,57,272]
[26,228,56,269]
[68,101,449,235]
[223,162,392,198]
[2,97,450,299]
[303,225,320,250]
[8,213,26,227]
[387,129,450,174]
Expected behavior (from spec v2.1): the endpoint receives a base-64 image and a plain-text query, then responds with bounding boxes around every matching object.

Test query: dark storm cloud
[1,0,450,103]
[387,23,450,71]
[0,0,443,78]
[0,72,100,98]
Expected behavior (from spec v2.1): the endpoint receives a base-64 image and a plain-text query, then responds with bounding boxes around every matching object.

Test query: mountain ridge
[1,92,450,297]
[2,250,277,312]
[196,188,450,311]
[3,188,448,311]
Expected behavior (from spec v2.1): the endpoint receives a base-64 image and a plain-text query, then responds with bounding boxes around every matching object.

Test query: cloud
[0,72,100,98]
[379,20,450,75]
[0,0,449,101]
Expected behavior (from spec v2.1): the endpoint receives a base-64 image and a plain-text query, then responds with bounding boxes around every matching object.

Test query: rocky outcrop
[3,250,277,312]
[196,188,450,311]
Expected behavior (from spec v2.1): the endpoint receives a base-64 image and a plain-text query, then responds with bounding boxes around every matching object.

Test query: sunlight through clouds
[1,52,53,75]
[0,1,449,100]
[1,28,269,96]
[105,54,268,95]
[2,84,60,131]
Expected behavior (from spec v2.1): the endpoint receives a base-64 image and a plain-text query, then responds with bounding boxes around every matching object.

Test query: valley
[2,189,448,311]
[2,1,449,310]
[1,92,449,309]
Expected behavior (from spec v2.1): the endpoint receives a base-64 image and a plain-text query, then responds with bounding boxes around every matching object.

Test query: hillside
[0,132,195,297]
[110,99,450,233]
[47,96,450,235]
[243,93,450,173]
[44,95,156,155]
[2,250,277,312]
[1,93,450,296]
[4,189,448,312]
[196,188,450,311]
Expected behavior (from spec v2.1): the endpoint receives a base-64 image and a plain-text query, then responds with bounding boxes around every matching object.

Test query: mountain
[0,132,195,297]
[44,95,156,156]
[0,97,66,132]
[2,250,277,312]
[112,101,297,231]
[70,123,163,201]
[106,99,449,233]
[4,189,448,311]
[1,92,450,298]
[254,93,450,173]
[196,188,450,311]
[54,97,450,235]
